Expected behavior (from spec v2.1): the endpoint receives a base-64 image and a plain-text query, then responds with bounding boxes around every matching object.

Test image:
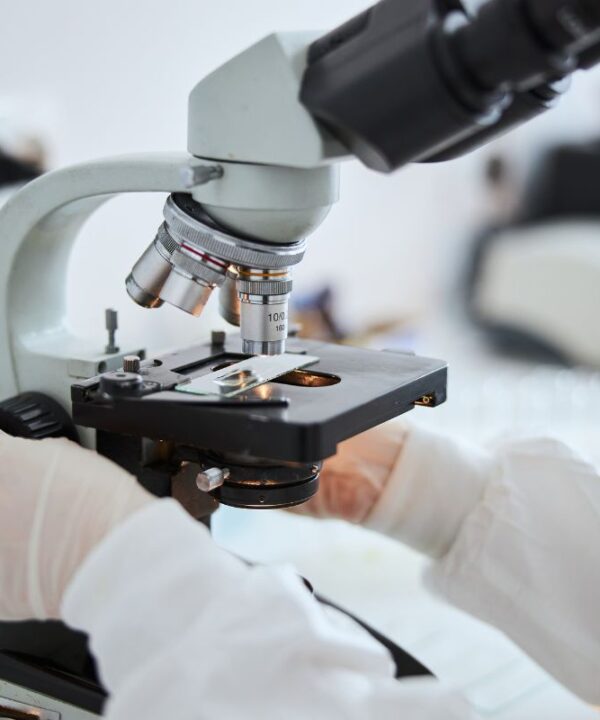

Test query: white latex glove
[0,431,153,621]
[295,422,408,523]
[63,500,472,720]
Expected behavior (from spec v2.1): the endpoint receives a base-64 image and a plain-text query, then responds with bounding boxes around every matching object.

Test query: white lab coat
[62,427,600,718]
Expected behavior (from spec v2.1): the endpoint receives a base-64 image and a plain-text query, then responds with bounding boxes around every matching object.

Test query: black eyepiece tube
[449,0,577,94]
[423,1,600,164]
[421,77,571,163]
[579,38,600,70]
[301,0,507,172]
[300,0,600,174]
[524,0,600,53]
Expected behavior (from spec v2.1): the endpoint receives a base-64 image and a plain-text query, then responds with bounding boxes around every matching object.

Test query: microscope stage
[72,336,447,463]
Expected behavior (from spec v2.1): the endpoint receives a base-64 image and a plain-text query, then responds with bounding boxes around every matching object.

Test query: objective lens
[159,246,227,316]
[219,267,241,326]
[236,268,292,356]
[125,224,177,308]
[126,195,305,340]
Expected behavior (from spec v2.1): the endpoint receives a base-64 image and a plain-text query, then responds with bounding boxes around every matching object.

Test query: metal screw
[105,308,119,354]
[180,163,224,189]
[211,330,226,347]
[123,355,141,373]
[196,467,230,493]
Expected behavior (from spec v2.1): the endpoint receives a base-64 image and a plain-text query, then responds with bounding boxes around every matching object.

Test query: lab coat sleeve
[61,499,472,720]
[367,427,600,704]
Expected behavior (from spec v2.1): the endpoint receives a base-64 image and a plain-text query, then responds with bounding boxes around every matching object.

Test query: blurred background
[3,1,600,717]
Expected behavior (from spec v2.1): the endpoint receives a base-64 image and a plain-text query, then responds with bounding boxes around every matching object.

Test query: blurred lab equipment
[0,107,46,190]
[0,147,41,188]
[292,286,414,348]
[469,139,600,366]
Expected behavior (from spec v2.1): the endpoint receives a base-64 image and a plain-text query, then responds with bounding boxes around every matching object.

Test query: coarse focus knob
[0,392,79,442]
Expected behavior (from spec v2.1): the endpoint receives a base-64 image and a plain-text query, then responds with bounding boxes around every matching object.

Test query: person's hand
[296,422,408,524]
[0,431,154,621]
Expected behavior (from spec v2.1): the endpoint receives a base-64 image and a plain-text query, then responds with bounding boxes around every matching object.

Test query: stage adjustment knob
[0,392,78,442]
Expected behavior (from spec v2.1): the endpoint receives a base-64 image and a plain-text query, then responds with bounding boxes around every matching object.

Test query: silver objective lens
[236,268,292,355]
[159,245,228,316]
[219,267,241,326]
[126,194,305,348]
[125,223,178,309]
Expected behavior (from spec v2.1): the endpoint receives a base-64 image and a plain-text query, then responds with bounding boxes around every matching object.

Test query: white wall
[2,0,600,352]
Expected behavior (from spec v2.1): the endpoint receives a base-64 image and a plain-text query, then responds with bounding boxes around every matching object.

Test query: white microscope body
[0,33,344,421]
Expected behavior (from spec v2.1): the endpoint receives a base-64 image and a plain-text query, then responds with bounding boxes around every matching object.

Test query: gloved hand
[296,422,407,524]
[0,431,153,621]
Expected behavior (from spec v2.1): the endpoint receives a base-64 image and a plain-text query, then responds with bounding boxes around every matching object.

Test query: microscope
[0,0,599,716]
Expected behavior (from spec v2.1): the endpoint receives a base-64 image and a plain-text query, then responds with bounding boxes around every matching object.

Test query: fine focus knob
[0,392,79,442]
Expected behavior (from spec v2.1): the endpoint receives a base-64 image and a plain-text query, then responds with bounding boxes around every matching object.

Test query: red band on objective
[181,243,229,270]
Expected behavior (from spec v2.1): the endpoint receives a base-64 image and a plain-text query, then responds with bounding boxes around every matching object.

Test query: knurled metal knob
[123,355,141,373]
[0,392,79,441]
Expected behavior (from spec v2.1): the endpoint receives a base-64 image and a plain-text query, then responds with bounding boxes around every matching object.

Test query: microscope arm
[0,152,217,405]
